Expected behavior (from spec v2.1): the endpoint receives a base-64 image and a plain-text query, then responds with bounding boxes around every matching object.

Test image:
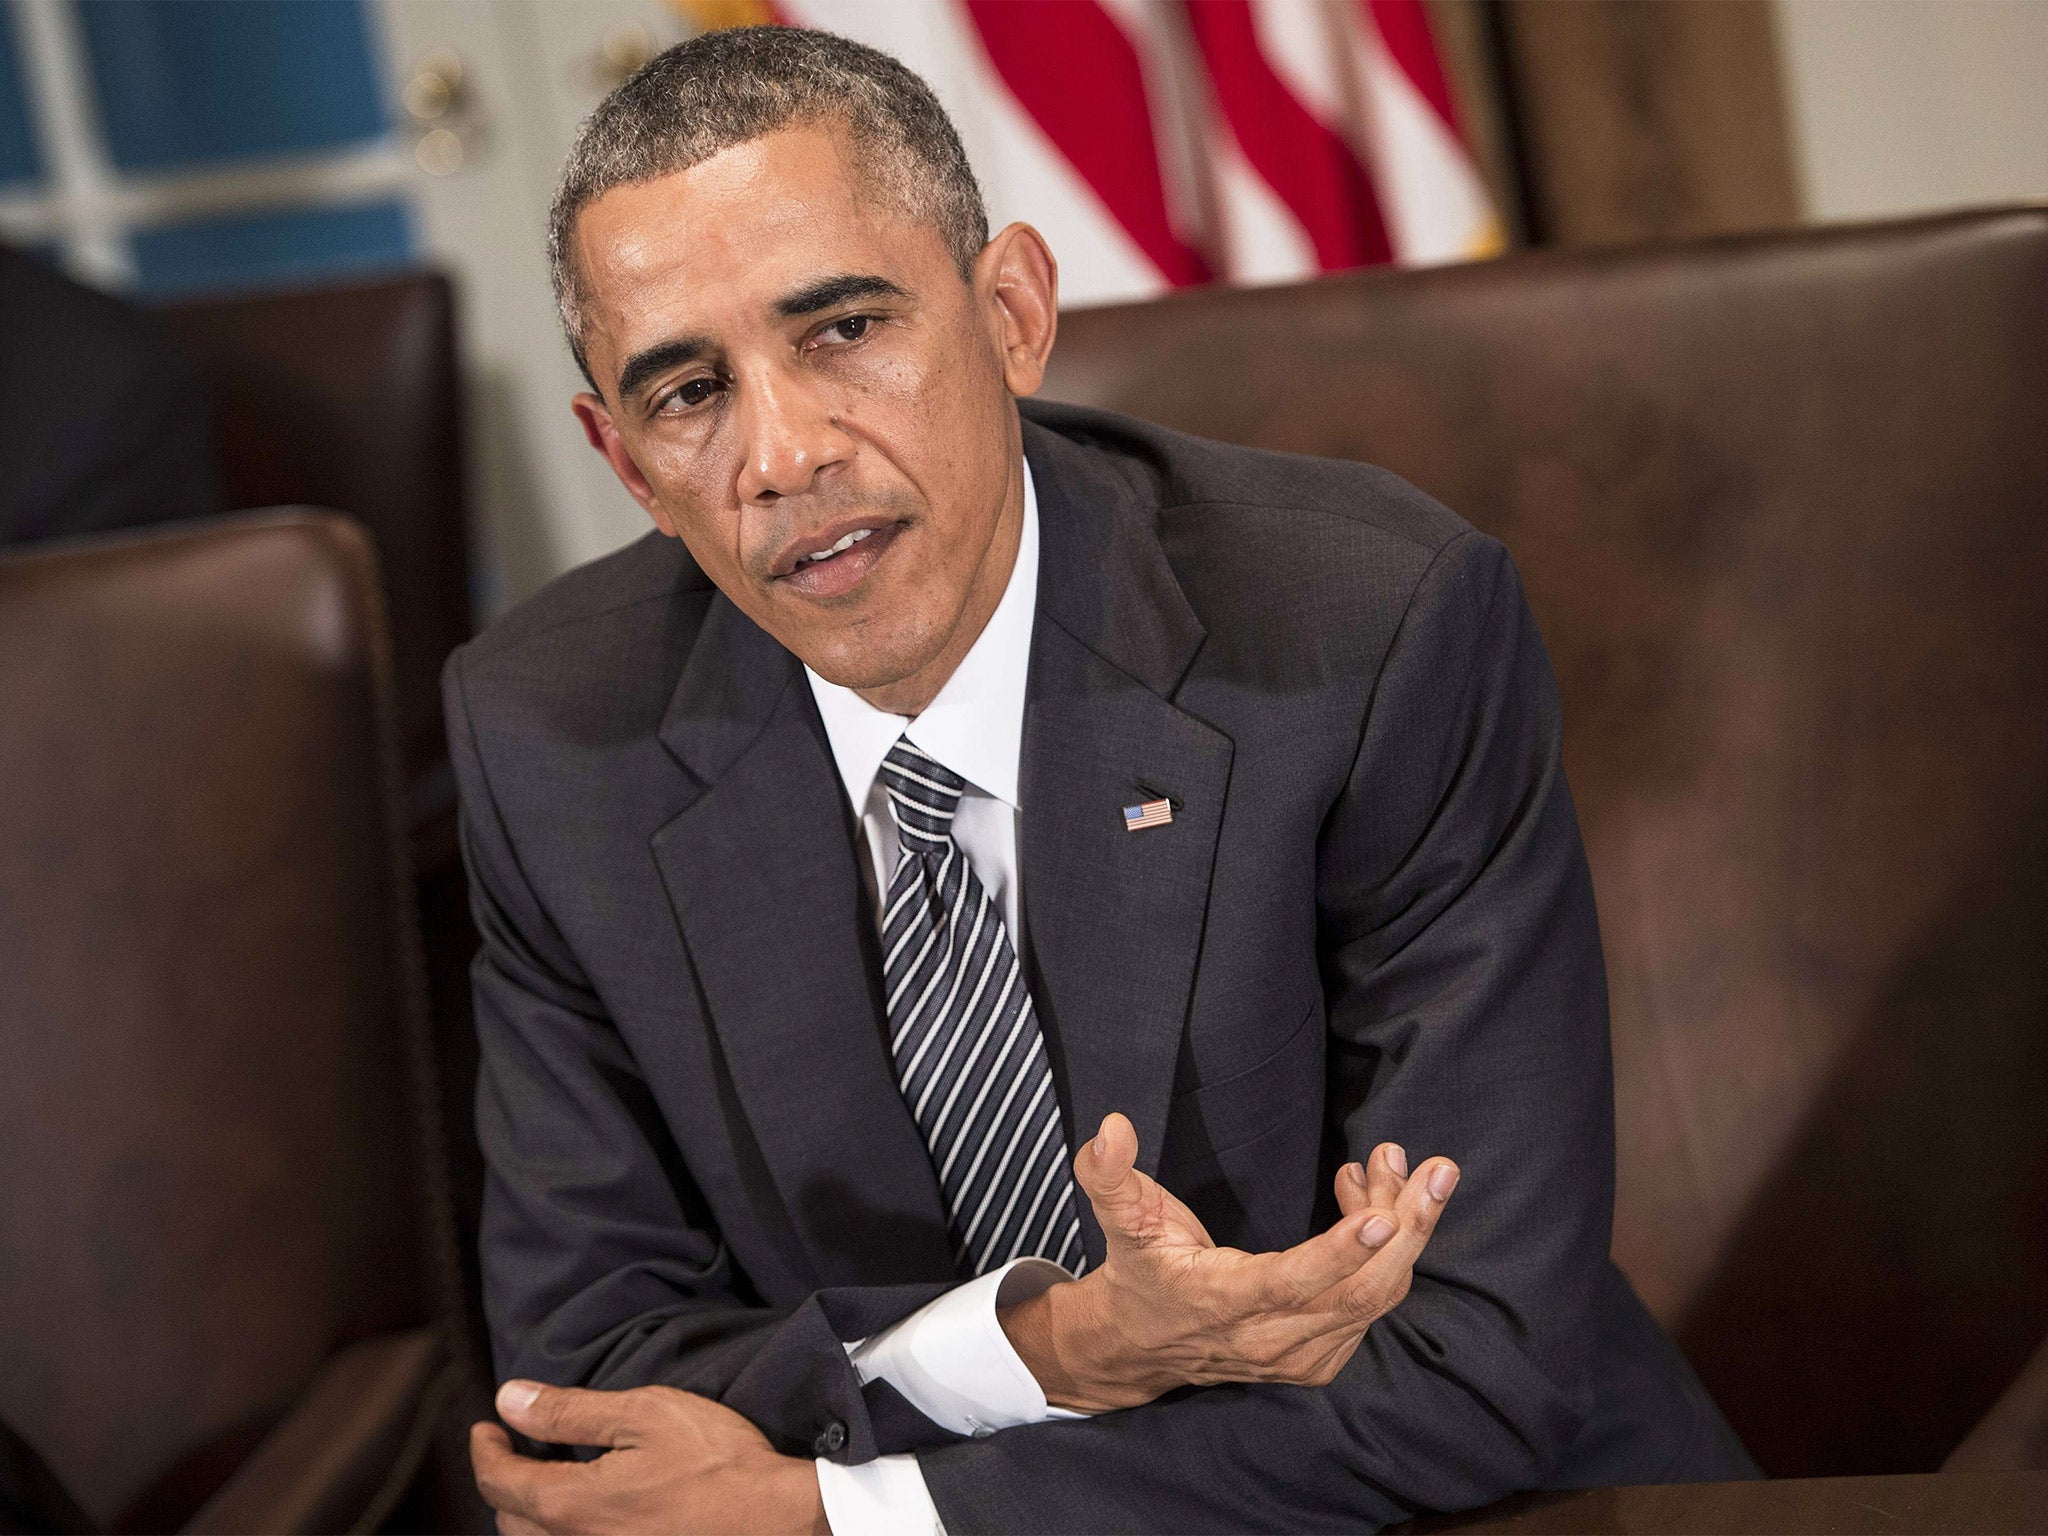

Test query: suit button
[814,1420,848,1456]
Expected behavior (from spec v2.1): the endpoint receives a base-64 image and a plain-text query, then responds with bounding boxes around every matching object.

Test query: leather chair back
[155,275,492,1419]
[1043,208,2048,1478]
[0,514,449,1529]
[155,273,471,804]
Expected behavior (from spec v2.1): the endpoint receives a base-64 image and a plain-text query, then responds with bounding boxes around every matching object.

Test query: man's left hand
[472,1380,830,1536]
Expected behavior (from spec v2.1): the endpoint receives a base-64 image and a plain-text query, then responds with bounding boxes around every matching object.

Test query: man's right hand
[998,1113,1458,1413]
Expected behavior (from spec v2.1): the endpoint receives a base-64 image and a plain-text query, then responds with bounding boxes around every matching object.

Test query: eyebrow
[613,275,910,405]
[616,335,711,407]
[775,273,910,317]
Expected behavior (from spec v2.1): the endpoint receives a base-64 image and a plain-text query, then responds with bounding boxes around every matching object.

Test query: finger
[1339,1156,1458,1318]
[470,1421,573,1524]
[1365,1142,1409,1211]
[1334,1161,1370,1219]
[1335,1143,1407,1222]
[498,1514,549,1536]
[1380,1155,1457,1265]
[1073,1113,1149,1248]
[1259,1204,1395,1307]
[496,1379,639,1449]
[1075,1113,1220,1251]
[1334,1143,1409,1219]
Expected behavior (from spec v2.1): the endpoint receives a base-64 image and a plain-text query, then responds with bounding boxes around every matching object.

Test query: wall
[1776,0,2048,223]
[370,0,686,612]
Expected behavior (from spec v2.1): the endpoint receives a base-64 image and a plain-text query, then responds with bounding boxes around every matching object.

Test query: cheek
[632,422,742,528]
[835,348,938,425]
[845,344,1007,517]
[631,447,750,578]
[844,319,997,426]
[673,514,750,589]
[637,420,731,500]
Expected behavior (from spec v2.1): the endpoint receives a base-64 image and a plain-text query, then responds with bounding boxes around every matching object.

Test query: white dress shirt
[803,462,1084,1535]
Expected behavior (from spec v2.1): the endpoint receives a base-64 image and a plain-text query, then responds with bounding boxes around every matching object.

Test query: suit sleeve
[445,653,955,1464]
[915,531,1616,1531]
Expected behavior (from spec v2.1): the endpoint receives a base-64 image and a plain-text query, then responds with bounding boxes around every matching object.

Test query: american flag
[672,0,1500,309]
[1124,797,1174,832]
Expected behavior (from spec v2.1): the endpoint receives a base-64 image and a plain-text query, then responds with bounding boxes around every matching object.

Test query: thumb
[496,1379,638,1448]
[1074,1112,1148,1244]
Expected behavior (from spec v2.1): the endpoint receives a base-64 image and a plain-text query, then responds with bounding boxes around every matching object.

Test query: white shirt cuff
[843,1257,1087,1436]
[815,1453,944,1536]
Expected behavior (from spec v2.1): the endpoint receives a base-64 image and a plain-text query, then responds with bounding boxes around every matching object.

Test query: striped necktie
[877,735,1086,1275]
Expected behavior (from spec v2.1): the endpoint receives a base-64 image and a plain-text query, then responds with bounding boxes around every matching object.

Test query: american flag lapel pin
[1123,796,1174,832]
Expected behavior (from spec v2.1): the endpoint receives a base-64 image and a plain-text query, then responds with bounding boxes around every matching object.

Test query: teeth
[799,527,875,563]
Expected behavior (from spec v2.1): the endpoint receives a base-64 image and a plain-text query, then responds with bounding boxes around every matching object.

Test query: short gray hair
[547,25,989,388]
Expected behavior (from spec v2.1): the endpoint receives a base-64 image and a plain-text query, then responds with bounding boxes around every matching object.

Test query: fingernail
[1345,1161,1368,1186]
[497,1380,540,1415]
[1429,1164,1459,1201]
[1361,1215,1396,1248]
[1093,1131,1106,1156]
[1387,1145,1409,1179]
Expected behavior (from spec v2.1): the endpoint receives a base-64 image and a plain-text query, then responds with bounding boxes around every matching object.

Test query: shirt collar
[804,459,1039,813]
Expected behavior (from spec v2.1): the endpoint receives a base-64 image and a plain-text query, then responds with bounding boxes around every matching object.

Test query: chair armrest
[184,1326,449,1535]
[1947,1332,2048,1471]
[1400,1470,2048,1534]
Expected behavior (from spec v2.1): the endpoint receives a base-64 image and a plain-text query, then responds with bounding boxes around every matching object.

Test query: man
[454,26,1753,1534]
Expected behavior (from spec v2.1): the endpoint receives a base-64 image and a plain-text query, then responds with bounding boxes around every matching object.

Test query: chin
[798,625,941,695]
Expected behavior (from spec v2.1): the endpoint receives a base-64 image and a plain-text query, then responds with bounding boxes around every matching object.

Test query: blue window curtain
[0,3,40,187]
[77,0,388,173]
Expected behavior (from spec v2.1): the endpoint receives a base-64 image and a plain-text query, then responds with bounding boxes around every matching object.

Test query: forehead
[572,124,938,361]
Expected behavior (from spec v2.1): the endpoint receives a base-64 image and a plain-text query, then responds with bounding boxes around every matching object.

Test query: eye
[819,314,871,346]
[656,376,722,416]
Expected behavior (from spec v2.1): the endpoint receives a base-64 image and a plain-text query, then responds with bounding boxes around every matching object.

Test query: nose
[733,366,853,504]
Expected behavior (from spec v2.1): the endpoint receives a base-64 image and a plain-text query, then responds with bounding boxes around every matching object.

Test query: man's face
[569,123,1049,694]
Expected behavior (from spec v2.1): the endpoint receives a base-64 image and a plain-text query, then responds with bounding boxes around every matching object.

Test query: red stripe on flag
[964,0,1211,287]
[1362,0,1464,143]
[1184,0,1392,270]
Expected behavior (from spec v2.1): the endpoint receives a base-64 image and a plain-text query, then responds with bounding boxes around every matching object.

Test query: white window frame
[0,0,413,289]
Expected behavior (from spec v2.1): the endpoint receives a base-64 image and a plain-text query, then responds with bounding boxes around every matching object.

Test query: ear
[975,222,1059,399]
[572,392,681,538]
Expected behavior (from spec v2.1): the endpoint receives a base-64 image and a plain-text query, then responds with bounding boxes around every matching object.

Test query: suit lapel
[1020,421,1235,1266]
[650,595,954,1286]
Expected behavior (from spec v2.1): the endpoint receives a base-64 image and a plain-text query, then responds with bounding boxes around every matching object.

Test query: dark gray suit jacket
[445,401,1754,1532]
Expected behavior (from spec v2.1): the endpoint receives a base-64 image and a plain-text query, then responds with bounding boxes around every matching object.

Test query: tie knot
[880,736,964,850]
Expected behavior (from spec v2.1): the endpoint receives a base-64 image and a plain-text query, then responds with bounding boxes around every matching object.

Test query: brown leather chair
[0,514,464,1533]
[154,273,472,833]
[154,274,492,1401]
[1045,207,2048,1515]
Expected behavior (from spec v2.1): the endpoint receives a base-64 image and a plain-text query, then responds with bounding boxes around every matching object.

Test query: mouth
[771,518,905,599]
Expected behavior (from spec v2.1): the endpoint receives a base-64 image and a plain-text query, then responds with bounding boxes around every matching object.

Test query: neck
[856,461,1025,716]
